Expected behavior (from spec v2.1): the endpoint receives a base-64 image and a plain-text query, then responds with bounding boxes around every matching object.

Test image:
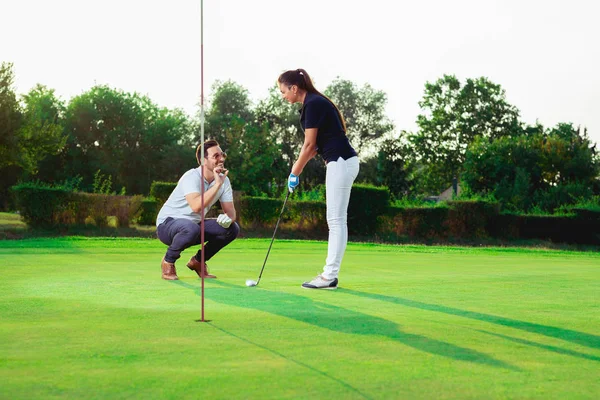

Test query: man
[156,139,239,280]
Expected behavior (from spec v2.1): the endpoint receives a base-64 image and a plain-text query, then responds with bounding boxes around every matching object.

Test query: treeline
[1,62,599,214]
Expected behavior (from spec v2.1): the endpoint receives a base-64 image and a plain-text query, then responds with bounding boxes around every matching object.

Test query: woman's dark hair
[278,68,347,133]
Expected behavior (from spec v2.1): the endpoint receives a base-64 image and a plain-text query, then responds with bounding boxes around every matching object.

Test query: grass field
[1,237,599,399]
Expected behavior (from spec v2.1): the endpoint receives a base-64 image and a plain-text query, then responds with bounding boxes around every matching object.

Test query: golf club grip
[256,192,290,283]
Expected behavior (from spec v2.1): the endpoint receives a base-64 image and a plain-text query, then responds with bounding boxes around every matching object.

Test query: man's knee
[226,222,240,240]
[177,221,201,245]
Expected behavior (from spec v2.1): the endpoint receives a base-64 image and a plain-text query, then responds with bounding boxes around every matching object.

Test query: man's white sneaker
[301,275,338,290]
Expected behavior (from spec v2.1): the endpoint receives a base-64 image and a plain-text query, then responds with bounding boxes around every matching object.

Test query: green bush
[379,201,500,241]
[11,183,73,228]
[11,182,143,229]
[348,184,390,234]
[238,196,327,231]
[238,197,285,228]
[532,182,593,213]
[488,213,520,239]
[571,207,600,219]
[392,197,448,208]
[150,181,177,204]
[517,215,578,243]
[447,200,500,239]
[287,200,327,231]
[111,195,144,227]
[138,197,159,226]
[380,206,449,239]
[86,193,111,227]
[489,211,600,245]
[295,184,326,202]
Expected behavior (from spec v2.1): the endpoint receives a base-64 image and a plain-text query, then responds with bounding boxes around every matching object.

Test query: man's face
[205,146,226,171]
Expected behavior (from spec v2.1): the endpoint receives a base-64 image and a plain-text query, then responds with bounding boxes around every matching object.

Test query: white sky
[2,0,599,145]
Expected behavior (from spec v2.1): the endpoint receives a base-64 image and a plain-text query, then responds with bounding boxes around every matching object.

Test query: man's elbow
[189,204,203,214]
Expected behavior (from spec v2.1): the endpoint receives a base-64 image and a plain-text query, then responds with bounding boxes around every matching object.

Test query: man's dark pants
[157,217,240,263]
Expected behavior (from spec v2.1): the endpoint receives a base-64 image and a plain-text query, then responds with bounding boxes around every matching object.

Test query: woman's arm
[291,128,318,176]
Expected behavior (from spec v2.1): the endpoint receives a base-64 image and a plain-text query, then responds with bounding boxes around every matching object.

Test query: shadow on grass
[476,330,600,362]
[172,280,517,371]
[208,323,373,400]
[339,289,600,351]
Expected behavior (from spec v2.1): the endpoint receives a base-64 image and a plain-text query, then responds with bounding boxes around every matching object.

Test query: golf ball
[246,279,257,287]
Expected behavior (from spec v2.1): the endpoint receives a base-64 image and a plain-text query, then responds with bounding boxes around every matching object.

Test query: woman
[278,68,360,290]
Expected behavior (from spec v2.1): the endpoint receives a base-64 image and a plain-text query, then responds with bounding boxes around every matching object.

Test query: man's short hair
[196,139,220,165]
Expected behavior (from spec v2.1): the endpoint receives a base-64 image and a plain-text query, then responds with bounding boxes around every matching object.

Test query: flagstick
[199,0,206,322]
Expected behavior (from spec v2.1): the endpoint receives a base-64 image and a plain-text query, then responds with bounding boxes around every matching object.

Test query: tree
[539,123,599,187]
[1,68,66,176]
[219,119,284,196]
[255,84,303,163]
[324,78,394,155]
[42,85,195,194]
[200,80,254,146]
[256,79,397,192]
[254,85,315,191]
[0,62,23,169]
[62,85,146,193]
[203,81,286,196]
[0,62,23,209]
[376,132,414,199]
[462,123,599,212]
[0,67,66,207]
[137,105,196,189]
[409,75,522,194]
[18,84,67,175]
[356,156,378,185]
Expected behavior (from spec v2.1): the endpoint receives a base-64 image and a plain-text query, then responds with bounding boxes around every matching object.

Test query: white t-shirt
[156,167,234,226]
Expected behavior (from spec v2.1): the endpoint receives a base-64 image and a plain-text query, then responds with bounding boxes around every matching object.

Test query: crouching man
[156,139,239,280]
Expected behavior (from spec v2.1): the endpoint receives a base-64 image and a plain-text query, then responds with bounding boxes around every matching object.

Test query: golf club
[246,191,291,287]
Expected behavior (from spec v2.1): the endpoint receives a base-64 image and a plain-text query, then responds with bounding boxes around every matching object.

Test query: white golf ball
[245,279,257,287]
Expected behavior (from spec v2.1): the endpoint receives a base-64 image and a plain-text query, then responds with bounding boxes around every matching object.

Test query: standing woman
[278,68,360,290]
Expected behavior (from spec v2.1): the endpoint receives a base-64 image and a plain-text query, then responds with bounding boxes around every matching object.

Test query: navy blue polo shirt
[300,92,357,163]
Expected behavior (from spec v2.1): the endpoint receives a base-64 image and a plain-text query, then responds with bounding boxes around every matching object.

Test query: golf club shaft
[256,191,290,284]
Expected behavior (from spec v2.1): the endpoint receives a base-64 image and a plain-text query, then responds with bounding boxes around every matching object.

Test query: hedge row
[128,182,600,245]
[348,184,390,234]
[11,181,600,245]
[238,197,328,232]
[150,181,177,204]
[11,184,143,229]
[378,201,600,245]
[488,213,600,244]
[133,184,386,233]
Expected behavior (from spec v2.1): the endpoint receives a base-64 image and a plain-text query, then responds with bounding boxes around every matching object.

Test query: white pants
[322,156,360,280]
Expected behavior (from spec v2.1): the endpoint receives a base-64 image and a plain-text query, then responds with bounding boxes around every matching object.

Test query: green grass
[1,238,599,399]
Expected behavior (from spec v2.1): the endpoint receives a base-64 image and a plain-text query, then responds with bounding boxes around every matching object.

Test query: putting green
[1,238,599,399]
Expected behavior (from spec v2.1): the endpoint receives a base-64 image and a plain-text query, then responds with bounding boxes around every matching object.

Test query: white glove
[216,213,233,228]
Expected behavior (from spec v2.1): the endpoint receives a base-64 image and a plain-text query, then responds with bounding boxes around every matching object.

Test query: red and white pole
[199,0,206,322]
